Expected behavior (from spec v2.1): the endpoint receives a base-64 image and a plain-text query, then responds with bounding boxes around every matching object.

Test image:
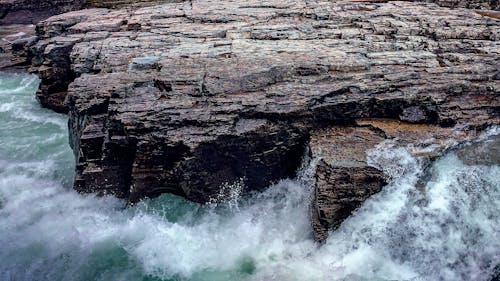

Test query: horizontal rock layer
[28,0,499,207]
[0,0,85,24]
[86,0,173,8]
[420,0,499,10]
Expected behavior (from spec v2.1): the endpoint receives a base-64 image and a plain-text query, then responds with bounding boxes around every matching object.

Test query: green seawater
[0,72,498,281]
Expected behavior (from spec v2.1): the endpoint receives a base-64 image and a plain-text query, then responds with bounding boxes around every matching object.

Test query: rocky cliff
[3,0,499,241]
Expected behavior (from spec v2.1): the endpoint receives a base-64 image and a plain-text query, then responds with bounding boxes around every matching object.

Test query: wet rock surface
[309,125,387,242]
[455,133,500,165]
[14,0,500,238]
[309,119,483,242]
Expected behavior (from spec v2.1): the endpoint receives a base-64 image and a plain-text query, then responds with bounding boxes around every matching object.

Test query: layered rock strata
[0,0,85,25]
[0,1,168,70]
[87,0,171,8]
[0,0,83,70]
[27,0,499,204]
[420,0,499,10]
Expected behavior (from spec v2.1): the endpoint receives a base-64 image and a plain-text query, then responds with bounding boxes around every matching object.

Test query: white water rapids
[0,72,498,281]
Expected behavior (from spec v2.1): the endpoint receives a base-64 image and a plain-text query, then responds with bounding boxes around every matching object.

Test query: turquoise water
[0,72,498,281]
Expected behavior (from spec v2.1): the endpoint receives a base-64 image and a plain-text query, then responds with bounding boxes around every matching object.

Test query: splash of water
[0,72,498,281]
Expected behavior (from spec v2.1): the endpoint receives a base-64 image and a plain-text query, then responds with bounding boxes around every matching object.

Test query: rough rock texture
[309,126,387,242]
[0,0,83,70]
[0,24,37,69]
[309,119,481,242]
[0,1,171,70]
[27,0,499,208]
[87,0,171,8]
[420,0,499,10]
[0,0,85,25]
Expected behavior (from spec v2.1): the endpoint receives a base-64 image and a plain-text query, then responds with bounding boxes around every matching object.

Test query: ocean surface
[0,72,498,281]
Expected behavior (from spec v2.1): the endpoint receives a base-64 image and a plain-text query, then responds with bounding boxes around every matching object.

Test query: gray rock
[456,134,500,166]
[129,56,160,72]
[0,0,85,25]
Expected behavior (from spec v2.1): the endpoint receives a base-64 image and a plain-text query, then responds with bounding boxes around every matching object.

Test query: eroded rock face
[87,0,170,8]
[309,119,483,242]
[0,24,37,69]
[0,0,75,70]
[0,1,168,71]
[309,126,387,242]
[27,0,499,207]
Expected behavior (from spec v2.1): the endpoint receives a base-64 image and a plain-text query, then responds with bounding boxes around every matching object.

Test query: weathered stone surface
[0,1,171,71]
[310,126,387,242]
[309,119,483,242]
[0,0,85,25]
[0,0,175,26]
[0,24,36,69]
[27,0,499,214]
[0,0,85,71]
[420,0,499,10]
[87,0,172,8]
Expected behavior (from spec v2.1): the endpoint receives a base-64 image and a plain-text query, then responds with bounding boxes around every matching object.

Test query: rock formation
[0,0,166,69]
[420,0,499,10]
[0,0,85,25]
[309,119,483,241]
[1,0,498,241]
[0,0,168,25]
[0,24,37,69]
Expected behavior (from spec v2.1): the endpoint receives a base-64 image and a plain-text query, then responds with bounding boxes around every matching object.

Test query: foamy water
[0,72,498,281]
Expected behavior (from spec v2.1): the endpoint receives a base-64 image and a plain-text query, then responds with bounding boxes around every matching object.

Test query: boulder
[309,126,387,242]
[309,119,481,242]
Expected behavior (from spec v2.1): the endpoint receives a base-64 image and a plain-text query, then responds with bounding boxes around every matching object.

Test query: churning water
[0,72,498,281]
